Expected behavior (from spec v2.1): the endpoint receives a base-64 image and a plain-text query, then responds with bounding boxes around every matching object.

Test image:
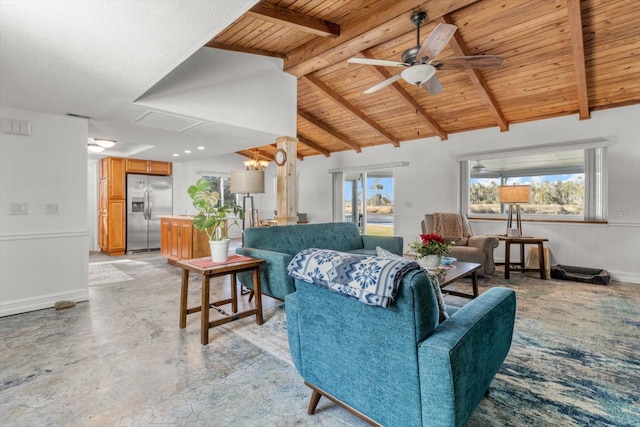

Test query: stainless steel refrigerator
[126,174,173,252]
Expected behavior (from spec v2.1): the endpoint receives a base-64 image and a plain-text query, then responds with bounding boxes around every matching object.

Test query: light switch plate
[10,202,28,215]
[46,203,59,214]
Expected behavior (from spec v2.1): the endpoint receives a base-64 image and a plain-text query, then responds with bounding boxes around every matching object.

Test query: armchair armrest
[467,235,499,274]
[235,247,294,300]
[467,235,499,252]
[362,235,403,255]
[417,287,516,426]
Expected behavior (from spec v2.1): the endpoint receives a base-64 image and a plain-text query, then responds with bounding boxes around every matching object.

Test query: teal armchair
[286,269,516,427]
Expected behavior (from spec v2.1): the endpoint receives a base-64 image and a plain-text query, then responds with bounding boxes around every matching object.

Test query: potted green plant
[187,178,244,262]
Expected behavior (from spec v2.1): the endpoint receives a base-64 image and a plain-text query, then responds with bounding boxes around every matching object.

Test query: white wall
[291,105,640,283]
[0,106,89,316]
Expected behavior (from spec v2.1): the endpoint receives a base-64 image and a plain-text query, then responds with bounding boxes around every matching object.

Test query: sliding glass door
[344,170,394,236]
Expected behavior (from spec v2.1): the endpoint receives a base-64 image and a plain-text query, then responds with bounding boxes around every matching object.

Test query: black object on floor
[550,265,611,285]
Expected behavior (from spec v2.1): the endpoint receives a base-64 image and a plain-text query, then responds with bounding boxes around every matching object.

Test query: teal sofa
[286,270,516,427]
[235,222,403,300]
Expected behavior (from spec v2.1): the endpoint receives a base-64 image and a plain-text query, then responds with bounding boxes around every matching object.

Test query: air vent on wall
[132,111,204,132]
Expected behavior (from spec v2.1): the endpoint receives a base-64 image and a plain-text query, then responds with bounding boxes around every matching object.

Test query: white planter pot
[209,239,230,263]
[417,255,441,270]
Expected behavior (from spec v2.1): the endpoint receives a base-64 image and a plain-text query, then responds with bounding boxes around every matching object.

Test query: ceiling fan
[348,11,503,95]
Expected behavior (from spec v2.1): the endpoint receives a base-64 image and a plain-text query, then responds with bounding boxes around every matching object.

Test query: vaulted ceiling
[209,0,640,163]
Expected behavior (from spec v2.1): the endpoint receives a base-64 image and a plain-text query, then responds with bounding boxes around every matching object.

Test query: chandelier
[243,150,269,171]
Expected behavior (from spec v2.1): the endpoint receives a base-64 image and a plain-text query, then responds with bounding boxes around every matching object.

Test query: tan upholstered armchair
[421,213,499,276]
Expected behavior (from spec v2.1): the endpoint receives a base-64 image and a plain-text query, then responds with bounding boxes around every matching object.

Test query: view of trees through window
[471,176,585,215]
[344,173,394,236]
[469,150,586,217]
[201,175,234,207]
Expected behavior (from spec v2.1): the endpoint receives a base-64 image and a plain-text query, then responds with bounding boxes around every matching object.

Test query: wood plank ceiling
[207,0,640,162]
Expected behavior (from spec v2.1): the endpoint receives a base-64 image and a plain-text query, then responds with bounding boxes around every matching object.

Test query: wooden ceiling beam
[566,0,590,120]
[297,135,331,157]
[361,50,448,141]
[247,3,340,37]
[284,0,480,77]
[204,42,284,59]
[237,149,276,163]
[298,110,362,153]
[303,74,400,147]
[438,15,509,132]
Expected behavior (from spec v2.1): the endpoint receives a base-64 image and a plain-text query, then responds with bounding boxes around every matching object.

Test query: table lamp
[499,185,530,237]
[230,169,265,230]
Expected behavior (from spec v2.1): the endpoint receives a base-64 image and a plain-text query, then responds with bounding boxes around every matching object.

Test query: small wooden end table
[177,255,265,345]
[497,236,549,279]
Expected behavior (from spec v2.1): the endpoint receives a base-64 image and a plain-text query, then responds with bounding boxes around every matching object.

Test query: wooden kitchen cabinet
[98,156,172,256]
[160,216,211,263]
[98,158,126,256]
[125,159,172,175]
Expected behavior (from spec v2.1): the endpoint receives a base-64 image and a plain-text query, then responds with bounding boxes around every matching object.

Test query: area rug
[222,304,292,366]
[225,274,640,427]
[88,263,134,286]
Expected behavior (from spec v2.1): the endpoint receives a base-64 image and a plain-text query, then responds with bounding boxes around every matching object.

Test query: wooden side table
[497,236,549,279]
[177,255,265,345]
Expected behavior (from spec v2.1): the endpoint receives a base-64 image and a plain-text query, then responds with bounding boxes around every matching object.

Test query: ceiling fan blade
[416,23,457,61]
[363,74,402,94]
[421,75,443,95]
[348,57,407,67]
[432,55,504,70]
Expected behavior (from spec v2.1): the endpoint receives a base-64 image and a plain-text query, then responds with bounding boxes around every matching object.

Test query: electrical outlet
[46,203,59,214]
[10,202,28,215]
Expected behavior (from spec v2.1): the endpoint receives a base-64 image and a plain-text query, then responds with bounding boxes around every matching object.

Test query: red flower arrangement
[409,233,453,257]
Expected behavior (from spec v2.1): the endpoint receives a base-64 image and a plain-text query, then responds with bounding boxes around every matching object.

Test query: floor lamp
[230,169,265,232]
[499,185,530,237]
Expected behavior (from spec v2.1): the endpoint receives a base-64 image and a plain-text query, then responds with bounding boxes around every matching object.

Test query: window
[459,142,607,221]
[200,174,235,206]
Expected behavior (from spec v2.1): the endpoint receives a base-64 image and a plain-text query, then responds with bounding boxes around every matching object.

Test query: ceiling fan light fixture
[401,64,436,86]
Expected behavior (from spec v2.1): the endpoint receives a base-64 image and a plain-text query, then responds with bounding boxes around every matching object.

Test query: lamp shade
[499,185,530,204]
[230,170,265,194]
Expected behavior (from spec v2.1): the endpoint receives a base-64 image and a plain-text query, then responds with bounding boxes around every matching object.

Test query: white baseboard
[0,289,89,317]
[494,257,639,284]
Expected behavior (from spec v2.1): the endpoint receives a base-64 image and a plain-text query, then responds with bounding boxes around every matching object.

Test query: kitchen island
[159,215,226,263]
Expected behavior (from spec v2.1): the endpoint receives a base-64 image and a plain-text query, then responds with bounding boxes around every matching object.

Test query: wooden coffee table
[436,261,481,299]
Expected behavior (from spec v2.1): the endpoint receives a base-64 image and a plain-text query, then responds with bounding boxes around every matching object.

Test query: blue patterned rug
[439,271,639,426]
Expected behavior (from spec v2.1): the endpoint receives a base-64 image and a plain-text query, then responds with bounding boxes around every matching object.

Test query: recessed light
[184,150,191,154]
[173,154,180,157]
[197,146,205,150]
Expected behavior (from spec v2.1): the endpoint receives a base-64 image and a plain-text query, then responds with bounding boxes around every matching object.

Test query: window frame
[457,139,609,222]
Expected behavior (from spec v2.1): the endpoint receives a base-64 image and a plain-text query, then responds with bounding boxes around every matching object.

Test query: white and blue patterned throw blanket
[287,248,420,308]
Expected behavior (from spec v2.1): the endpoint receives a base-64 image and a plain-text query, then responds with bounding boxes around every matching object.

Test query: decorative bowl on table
[441,256,457,266]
